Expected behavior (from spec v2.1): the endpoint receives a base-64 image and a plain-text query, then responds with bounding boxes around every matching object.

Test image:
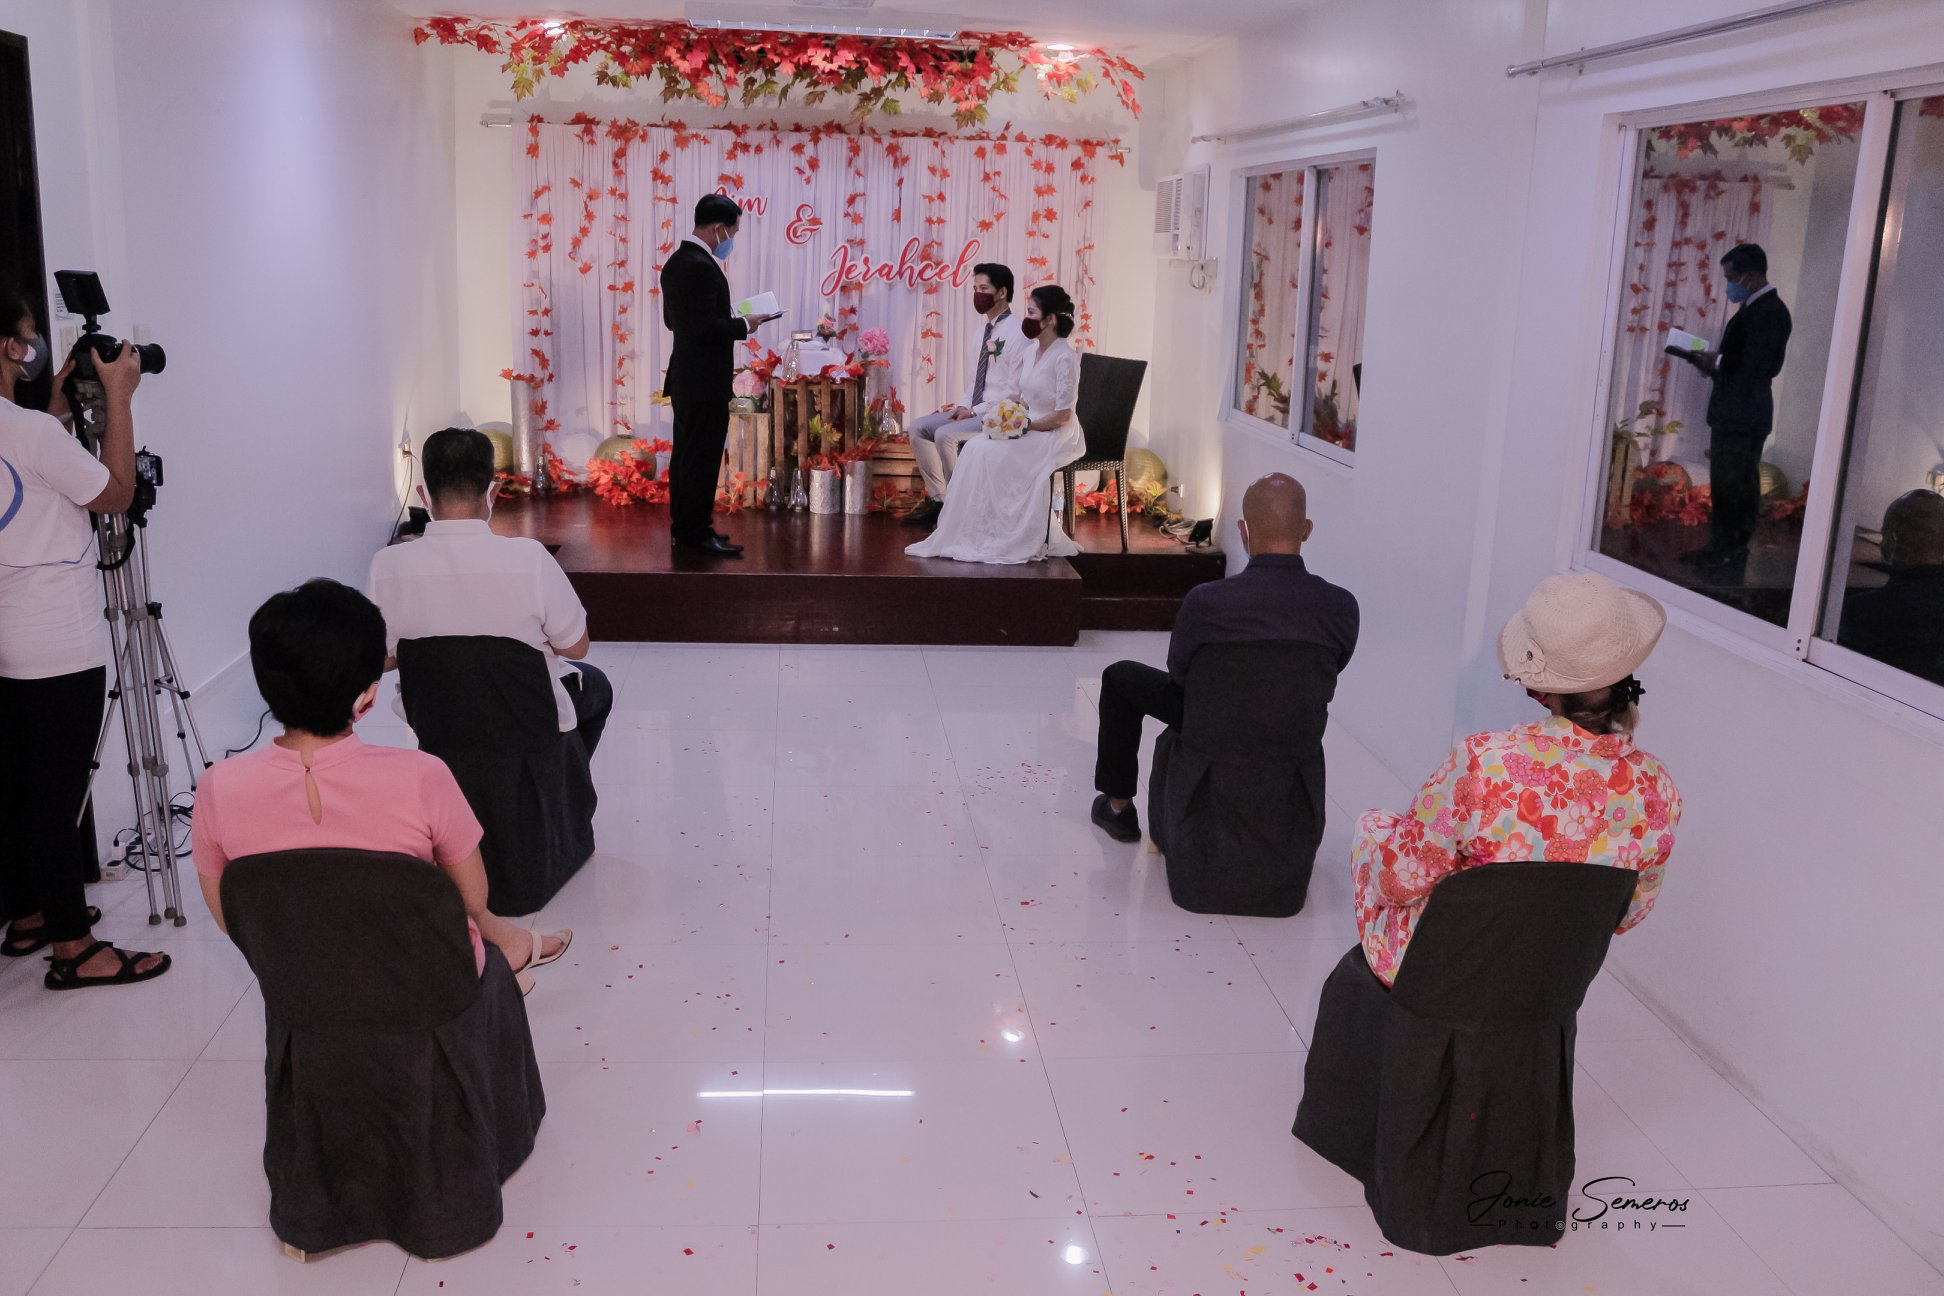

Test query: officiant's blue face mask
[712,233,735,261]
[1725,276,1750,304]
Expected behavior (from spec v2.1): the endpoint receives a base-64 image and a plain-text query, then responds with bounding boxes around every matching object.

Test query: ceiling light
[1063,1246,1088,1265]
[1044,43,1076,52]
[696,1088,917,1098]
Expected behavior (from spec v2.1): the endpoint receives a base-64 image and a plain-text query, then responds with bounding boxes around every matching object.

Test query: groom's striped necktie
[970,310,1009,407]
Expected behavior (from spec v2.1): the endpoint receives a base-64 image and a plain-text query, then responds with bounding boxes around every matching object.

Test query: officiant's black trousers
[1095,660,1184,800]
[670,395,730,543]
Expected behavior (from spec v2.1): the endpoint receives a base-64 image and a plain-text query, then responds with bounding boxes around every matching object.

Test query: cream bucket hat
[1498,572,1666,694]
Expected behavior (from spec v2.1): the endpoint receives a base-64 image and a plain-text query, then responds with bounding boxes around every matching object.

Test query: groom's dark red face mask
[972,290,996,314]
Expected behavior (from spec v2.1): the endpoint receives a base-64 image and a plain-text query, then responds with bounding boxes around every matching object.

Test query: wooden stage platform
[489,494,1224,646]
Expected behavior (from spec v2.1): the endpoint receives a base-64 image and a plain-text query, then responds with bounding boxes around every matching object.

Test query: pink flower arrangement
[858,327,891,358]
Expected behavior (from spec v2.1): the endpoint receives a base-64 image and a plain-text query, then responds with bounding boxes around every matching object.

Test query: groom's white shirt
[958,310,1030,415]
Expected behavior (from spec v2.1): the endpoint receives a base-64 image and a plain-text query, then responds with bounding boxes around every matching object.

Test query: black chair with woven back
[1147,639,1337,917]
[397,635,597,916]
[1061,352,1148,552]
[1292,862,1643,1255]
[219,847,545,1260]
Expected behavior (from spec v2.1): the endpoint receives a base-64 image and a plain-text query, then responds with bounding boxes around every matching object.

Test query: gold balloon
[1123,448,1168,503]
[476,423,515,473]
[1758,462,1789,499]
[594,435,649,462]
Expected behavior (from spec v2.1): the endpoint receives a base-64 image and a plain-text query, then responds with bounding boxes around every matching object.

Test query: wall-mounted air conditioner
[1154,167,1208,261]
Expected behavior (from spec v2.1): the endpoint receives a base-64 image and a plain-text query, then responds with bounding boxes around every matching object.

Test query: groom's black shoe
[901,498,943,528]
[1091,794,1142,844]
[675,534,744,557]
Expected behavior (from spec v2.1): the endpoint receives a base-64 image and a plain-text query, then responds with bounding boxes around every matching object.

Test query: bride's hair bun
[1029,284,1077,338]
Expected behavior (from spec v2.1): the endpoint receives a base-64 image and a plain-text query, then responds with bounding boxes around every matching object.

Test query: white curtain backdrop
[514,117,1110,463]
[1611,167,1773,463]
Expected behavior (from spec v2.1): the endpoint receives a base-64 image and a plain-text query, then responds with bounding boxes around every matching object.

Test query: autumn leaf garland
[414,17,1143,125]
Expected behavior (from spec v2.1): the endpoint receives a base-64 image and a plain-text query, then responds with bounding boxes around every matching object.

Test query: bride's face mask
[1020,315,1044,340]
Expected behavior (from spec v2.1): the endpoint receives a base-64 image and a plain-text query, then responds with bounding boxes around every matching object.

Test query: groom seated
[368,426,612,761]
[903,262,1028,529]
[1089,473,1359,842]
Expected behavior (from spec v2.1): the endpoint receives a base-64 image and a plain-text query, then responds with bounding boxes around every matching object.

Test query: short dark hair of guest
[695,193,743,229]
[1030,283,1077,338]
[249,579,387,737]
[973,263,1015,301]
[1721,243,1767,276]
[420,426,496,502]
[2,290,32,337]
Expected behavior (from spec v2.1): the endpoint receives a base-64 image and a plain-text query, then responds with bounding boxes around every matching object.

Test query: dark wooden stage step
[489,495,1222,645]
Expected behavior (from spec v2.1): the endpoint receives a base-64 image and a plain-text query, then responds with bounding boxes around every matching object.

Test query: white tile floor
[7,631,1940,1295]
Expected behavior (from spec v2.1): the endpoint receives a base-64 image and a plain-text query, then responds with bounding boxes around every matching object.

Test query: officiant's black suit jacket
[1706,289,1791,439]
[660,239,749,403]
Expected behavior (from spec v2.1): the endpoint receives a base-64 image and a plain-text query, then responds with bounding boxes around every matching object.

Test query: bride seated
[906,284,1084,565]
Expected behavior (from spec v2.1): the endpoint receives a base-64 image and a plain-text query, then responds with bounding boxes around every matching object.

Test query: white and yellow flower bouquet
[981,399,1030,441]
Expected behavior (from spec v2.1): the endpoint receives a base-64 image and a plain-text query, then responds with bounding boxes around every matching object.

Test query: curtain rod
[1191,93,1405,145]
[1506,0,1876,77]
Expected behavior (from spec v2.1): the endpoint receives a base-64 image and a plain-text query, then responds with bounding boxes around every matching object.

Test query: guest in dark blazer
[1090,473,1359,843]
[660,194,779,557]
[1669,242,1792,571]
[1841,490,1944,685]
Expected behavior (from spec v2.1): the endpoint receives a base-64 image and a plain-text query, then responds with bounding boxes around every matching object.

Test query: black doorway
[0,28,50,411]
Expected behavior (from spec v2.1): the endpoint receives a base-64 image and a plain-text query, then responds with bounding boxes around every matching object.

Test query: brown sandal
[43,941,171,990]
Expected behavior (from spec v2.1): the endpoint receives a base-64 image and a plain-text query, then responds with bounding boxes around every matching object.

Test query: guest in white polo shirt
[0,290,170,988]
[367,427,612,759]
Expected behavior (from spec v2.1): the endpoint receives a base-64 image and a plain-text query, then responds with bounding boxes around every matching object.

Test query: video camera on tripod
[56,271,166,528]
[55,270,207,929]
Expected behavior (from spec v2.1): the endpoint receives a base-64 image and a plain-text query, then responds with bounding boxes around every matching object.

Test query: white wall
[0,0,459,842]
[1476,0,1944,1267]
[1169,0,1944,1267]
[445,56,1158,460]
[1162,0,1546,785]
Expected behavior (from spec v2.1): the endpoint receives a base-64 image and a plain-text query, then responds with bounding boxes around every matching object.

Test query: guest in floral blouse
[1353,572,1680,986]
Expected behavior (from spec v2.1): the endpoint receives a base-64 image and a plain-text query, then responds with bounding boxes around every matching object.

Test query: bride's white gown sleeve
[905,337,1085,565]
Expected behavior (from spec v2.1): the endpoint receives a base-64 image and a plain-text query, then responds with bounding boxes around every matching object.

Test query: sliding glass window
[1586,85,1944,719]
[1230,156,1374,461]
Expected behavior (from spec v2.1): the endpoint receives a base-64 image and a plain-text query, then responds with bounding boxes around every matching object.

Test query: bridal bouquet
[982,399,1029,441]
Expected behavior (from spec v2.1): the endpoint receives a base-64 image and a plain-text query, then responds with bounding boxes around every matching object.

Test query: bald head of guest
[1882,489,1944,570]
[1237,473,1313,557]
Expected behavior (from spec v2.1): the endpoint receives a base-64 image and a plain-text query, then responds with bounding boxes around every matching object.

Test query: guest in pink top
[192,580,570,983]
[1354,573,1681,985]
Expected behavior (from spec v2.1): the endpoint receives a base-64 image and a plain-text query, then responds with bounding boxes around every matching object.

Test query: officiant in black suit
[661,193,780,557]
[1668,242,1792,574]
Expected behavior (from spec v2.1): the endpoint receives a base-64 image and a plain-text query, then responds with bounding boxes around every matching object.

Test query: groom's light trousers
[907,410,985,502]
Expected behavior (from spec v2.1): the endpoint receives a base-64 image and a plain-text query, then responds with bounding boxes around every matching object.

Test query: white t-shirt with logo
[0,399,109,679]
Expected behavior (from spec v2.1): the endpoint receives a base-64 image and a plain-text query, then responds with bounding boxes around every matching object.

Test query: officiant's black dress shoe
[901,498,943,528]
[1091,794,1142,844]
[675,534,744,557]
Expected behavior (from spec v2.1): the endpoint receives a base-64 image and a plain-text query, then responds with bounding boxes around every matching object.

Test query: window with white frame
[1231,157,1374,458]
[1587,84,1944,719]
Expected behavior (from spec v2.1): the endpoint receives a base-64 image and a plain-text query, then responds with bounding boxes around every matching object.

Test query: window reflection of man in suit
[1668,243,1792,574]
[1840,490,1944,684]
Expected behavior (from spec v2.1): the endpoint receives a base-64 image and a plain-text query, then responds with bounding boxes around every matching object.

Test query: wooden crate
[870,436,924,510]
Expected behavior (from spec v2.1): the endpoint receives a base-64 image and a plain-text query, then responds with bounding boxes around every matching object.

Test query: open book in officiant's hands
[736,291,782,321]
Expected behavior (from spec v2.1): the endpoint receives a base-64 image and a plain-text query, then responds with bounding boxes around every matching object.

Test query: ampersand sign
[785,203,824,246]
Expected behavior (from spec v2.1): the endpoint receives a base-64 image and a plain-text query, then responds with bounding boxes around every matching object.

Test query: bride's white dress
[906,337,1084,565]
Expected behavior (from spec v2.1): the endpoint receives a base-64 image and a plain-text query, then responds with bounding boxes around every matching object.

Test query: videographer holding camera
[0,290,170,988]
